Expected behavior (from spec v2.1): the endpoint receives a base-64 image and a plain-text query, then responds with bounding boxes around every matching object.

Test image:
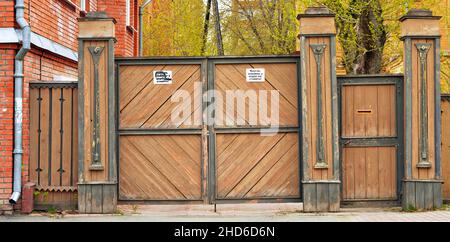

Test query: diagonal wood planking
[119,65,202,129]
[215,63,298,127]
[119,135,202,200]
[216,133,300,199]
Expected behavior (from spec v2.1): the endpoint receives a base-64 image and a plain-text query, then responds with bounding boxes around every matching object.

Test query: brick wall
[97,0,138,57]
[25,0,99,53]
[0,0,15,28]
[0,0,138,211]
[0,44,78,210]
[0,44,16,211]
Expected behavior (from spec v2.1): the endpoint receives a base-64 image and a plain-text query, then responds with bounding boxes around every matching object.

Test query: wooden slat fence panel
[442,96,450,201]
[29,82,78,209]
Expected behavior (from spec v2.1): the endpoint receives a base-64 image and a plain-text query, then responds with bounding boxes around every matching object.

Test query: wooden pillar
[77,12,117,214]
[400,9,443,211]
[298,7,340,212]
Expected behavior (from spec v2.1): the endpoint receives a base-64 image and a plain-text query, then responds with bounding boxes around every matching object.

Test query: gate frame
[337,75,405,204]
[114,56,303,204]
[206,56,303,204]
[115,57,208,204]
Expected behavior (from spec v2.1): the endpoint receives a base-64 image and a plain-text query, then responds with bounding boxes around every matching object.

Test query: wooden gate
[339,76,403,202]
[209,57,301,202]
[116,56,301,203]
[117,58,206,202]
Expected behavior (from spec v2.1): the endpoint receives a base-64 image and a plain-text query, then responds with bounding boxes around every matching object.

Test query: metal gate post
[400,9,443,211]
[298,7,340,212]
[77,12,118,214]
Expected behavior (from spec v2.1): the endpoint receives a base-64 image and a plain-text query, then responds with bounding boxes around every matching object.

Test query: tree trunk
[212,0,224,55]
[201,0,212,55]
[354,0,387,74]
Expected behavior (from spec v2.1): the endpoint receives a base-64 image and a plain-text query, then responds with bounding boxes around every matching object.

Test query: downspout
[10,0,31,204]
[139,6,144,56]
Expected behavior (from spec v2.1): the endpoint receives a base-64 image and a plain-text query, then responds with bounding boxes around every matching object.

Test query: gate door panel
[211,58,301,201]
[118,60,205,201]
[340,76,403,201]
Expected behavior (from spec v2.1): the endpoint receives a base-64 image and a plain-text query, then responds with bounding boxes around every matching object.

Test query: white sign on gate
[246,68,266,83]
[153,71,173,85]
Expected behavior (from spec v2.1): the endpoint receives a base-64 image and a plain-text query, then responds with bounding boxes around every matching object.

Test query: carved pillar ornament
[415,43,432,168]
[311,44,328,169]
[88,46,105,170]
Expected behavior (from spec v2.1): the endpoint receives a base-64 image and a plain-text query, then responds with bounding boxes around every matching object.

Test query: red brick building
[0,0,139,212]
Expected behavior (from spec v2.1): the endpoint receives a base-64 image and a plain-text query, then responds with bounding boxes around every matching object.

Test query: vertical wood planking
[411,39,437,180]
[29,89,39,184]
[29,86,78,190]
[342,85,396,138]
[354,147,367,199]
[411,39,420,179]
[39,88,50,187]
[366,147,379,198]
[72,88,79,186]
[343,147,397,200]
[442,100,450,200]
[62,88,72,186]
[83,40,109,183]
[426,39,436,179]
[83,41,93,182]
[323,37,333,180]
[50,88,61,186]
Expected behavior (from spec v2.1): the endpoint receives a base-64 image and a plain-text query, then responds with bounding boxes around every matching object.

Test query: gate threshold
[117,203,303,215]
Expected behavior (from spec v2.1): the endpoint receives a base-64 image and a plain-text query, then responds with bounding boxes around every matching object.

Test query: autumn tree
[221,0,301,55]
[142,0,205,56]
[317,0,449,76]
[140,0,448,91]
[317,0,399,74]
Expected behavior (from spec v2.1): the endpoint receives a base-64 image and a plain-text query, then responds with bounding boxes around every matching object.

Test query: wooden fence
[442,94,450,202]
[27,80,450,208]
[29,82,78,210]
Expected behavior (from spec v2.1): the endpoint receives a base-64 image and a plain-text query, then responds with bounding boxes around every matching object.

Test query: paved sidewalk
[1,204,449,222]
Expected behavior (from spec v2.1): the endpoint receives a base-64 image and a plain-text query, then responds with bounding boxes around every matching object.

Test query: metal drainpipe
[139,6,144,56]
[10,0,31,204]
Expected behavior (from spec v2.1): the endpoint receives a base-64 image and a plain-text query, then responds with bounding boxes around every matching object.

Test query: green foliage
[140,0,449,88]
[316,0,406,74]
[47,206,58,215]
[142,0,205,56]
[403,204,418,212]
[222,0,301,55]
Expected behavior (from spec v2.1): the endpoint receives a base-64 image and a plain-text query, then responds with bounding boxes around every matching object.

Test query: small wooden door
[340,76,403,201]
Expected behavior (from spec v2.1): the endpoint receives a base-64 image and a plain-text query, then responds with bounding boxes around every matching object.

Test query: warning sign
[246,68,265,83]
[153,71,173,85]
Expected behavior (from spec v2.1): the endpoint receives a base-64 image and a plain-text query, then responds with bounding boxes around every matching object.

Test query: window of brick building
[80,0,89,12]
[126,0,131,26]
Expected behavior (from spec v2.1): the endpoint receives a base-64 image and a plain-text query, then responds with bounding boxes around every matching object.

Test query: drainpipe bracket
[15,4,25,9]
[13,74,24,78]
[13,149,23,155]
